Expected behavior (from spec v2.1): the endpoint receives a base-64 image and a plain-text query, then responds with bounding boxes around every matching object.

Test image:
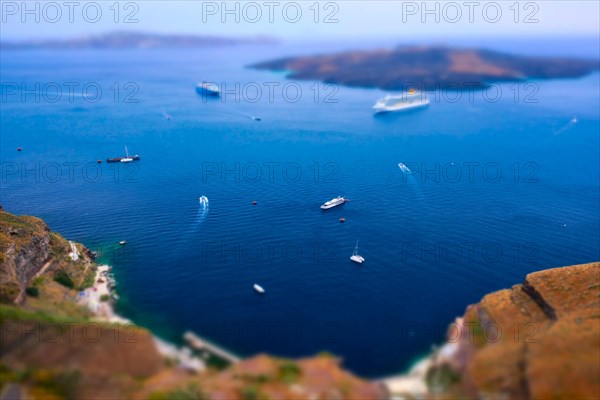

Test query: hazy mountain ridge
[1,31,278,49]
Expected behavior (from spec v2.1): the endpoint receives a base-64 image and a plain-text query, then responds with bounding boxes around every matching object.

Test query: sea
[1,37,599,377]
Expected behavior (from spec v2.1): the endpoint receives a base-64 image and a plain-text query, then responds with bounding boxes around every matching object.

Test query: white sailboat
[120,146,133,163]
[253,283,265,294]
[350,240,365,264]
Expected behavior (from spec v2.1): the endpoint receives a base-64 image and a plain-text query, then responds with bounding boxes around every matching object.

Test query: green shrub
[35,369,81,400]
[426,364,461,393]
[277,362,301,384]
[49,233,67,258]
[78,270,96,290]
[0,283,21,303]
[156,383,207,400]
[99,294,110,302]
[241,386,259,400]
[32,276,45,286]
[53,270,74,289]
[148,392,168,400]
[25,287,39,297]
[253,374,270,384]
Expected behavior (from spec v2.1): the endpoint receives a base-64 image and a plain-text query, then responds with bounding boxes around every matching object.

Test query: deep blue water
[1,40,599,377]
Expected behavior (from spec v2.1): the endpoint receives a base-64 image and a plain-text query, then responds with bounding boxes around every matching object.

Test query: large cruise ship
[196,82,221,96]
[373,90,429,113]
[320,196,349,210]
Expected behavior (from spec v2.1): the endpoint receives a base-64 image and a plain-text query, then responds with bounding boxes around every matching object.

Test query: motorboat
[196,81,220,96]
[320,196,349,210]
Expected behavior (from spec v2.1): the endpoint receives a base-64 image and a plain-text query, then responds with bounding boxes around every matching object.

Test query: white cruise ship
[373,90,429,113]
[320,196,349,210]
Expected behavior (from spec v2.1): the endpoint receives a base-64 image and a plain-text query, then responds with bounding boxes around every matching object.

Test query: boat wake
[230,109,262,122]
[194,196,209,225]
[195,196,209,224]
[172,197,209,257]
[161,109,173,120]
[397,162,425,203]
[248,115,261,121]
[208,104,261,122]
[194,206,209,226]
[553,116,578,136]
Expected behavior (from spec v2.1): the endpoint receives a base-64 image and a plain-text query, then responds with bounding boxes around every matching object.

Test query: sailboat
[120,146,133,163]
[350,241,365,264]
[106,147,140,163]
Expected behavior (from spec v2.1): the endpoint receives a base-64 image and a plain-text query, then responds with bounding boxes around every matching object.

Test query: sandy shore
[78,265,130,324]
[78,264,206,371]
[380,357,431,399]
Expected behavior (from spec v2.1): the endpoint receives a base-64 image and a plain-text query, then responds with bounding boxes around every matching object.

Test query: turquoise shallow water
[1,42,599,377]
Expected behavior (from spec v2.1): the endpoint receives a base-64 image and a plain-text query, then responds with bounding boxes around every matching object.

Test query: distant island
[1,31,277,50]
[250,46,600,89]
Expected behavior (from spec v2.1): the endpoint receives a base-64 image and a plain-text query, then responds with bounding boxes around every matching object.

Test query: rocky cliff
[424,262,600,399]
[1,213,50,303]
[0,211,96,305]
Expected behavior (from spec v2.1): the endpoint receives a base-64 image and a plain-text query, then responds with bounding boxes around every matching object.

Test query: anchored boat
[350,241,365,264]
[320,196,349,210]
[120,146,133,163]
[373,90,429,113]
[196,81,220,97]
[107,146,140,163]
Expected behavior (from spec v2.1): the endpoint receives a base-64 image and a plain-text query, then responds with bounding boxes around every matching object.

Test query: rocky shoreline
[78,263,209,372]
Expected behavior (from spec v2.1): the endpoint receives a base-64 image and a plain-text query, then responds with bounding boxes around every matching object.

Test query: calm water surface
[1,41,598,376]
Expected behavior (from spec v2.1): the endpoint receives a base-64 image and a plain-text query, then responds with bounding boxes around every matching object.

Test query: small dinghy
[253,284,265,294]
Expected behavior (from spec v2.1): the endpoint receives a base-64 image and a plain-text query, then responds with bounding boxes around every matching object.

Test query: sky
[1,0,599,41]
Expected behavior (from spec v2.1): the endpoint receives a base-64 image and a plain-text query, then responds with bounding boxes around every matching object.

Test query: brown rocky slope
[426,262,600,399]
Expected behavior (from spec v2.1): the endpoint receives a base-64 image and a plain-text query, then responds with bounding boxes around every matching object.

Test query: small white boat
[119,240,127,246]
[253,284,265,294]
[350,240,365,264]
[196,82,220,96]
[120,146,133,163]
[398,162,412,173]
[320,196,349,210]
